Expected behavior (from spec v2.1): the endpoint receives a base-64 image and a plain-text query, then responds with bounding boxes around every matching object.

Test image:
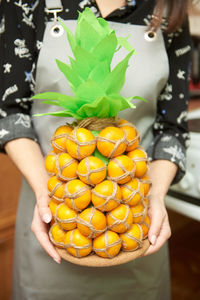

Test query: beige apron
[12,1,171,299]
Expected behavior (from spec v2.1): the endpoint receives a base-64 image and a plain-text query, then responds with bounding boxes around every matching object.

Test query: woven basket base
[57,239,150,267]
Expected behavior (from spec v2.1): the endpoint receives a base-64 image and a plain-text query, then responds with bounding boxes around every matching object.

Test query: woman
[0,0,192,299]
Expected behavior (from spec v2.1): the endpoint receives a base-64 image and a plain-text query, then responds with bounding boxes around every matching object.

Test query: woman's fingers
[36,194,52,224]
[31,205,61,263]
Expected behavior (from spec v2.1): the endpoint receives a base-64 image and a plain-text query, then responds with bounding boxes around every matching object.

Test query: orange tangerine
[92,180,121,212]
[49,223,66,249]
[77,207,107,238]
[97,127,127,158]
[65,128,96,160]
[117,119,140,152]
[64,228,92,257]
[55,153,78,181]
[45,151,57,175]
[49,199,59,217]
[127,148,148,178]
[93,230,122,258]
[120,224,143,251]
[51,125,73,153]
[143,197,149,207]
[140,175,151,196]
[141,215,151,239]
[107,204,133,233]
[130,203,147,224]
[64,179,91,212]
[121,178,144,206]
[55,203,77,231]
[47,176,65,203]
[77,156,106,186]
[107,155,135,184]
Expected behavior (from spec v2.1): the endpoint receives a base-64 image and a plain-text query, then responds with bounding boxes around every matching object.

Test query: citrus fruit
[45,151,57,175]
[65,179,91,212]
[54,153,78,181]
[64,228,92,257]
[49,199,59,217]
[106,204,133,233]
[93,230,122,258]
[77,207,107,238]
[121,178,144,206]
[65,128,96,160]
[107,155,136,184]
[77,156,106,186]
[143,197,149,207]
[140,175,151,196]
[51,125,73,153]
[141,215,151,239]
[47,176,66,203]
[120,224,143,251]
[49,223,66,248]
[127,147,148,178]
[92,180,121,212]
[117,119,140,151]
[130,203,147,224]
[97,126,127,158]
[55,203,77,231]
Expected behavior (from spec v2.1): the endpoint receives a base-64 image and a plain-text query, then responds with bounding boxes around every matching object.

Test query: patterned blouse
[0,0,192,184]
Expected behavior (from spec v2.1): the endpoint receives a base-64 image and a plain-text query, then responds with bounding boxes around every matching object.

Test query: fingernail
[53,257,61,264]
[42,213,52,223]
[150,235,157,245]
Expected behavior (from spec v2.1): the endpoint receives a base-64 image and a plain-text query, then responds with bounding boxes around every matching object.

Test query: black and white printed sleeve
[147,20,192,184]
[0,0,39,152]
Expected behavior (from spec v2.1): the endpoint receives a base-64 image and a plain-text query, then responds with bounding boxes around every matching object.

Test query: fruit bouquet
[33,8,151,267]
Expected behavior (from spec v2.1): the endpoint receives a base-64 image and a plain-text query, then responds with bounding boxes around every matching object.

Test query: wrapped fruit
[64,228,93,257]
[49,223,66,249]
[33,8,151,263]
[107,155,136,184]
[65,179,91,212]
[54,203,77,231]
[77,156,106,186]
[93,231,122,258]
[92,180,121,212]
[121,178,144,206]
[77,207,107,238]
[107,204,133,233]
[51,125,73,153]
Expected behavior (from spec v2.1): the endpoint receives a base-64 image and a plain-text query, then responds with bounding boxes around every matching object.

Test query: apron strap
[45,0,63,10]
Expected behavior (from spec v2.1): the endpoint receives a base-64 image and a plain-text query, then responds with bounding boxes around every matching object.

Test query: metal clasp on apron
[46,6,64,38]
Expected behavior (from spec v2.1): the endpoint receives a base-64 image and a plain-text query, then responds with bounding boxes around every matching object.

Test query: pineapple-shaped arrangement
[33,8,151,262]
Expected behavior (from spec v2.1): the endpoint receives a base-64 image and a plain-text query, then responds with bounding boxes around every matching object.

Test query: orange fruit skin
[45,151,57,175]
[130,203,147,224]
[77,156,106,186]
[65,179,91,212]
[107,155,135,184]
[49,223,66,249]
[49,199,59,217]
[127,148,148,178]
[55,203,77,231]
[97,127,127,158]
[64,229,92,257]
[117,120,139,152]
[143,197,149,207]
[92,180,121,212]
[47,176,65,202]
[77,207,107,238]
[140,175,151,197]
[121,178,144,207]
[93,230,122,258]
[120,224,143,251]
[141,215,151,239]
[55,153,78,181]
[107,204,133,233]
[65,128,96,160]
[51,125,73,153]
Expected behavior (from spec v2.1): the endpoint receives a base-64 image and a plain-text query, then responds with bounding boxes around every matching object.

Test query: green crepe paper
[93,148,109,165]
[32,8,147,119]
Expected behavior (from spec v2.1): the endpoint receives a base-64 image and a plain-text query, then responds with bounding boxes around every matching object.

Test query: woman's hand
[31,195,61,264]
[144,195,171,256]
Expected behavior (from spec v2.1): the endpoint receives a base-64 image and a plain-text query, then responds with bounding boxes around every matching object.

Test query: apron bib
[12,1,171,299]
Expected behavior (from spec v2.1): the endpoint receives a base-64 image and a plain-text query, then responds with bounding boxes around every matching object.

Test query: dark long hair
[150,0,189,32]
